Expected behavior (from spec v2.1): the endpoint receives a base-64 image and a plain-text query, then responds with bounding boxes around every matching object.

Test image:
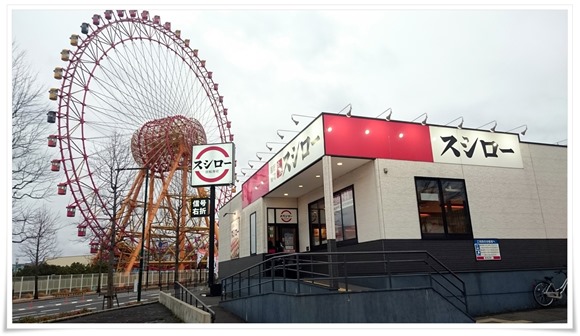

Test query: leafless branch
[12,42,58,240]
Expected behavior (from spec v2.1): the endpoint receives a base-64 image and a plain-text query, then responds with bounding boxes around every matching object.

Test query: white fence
[12,269,209,299]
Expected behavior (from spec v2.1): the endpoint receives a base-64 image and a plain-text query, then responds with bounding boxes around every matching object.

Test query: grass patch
[15,308,92,323]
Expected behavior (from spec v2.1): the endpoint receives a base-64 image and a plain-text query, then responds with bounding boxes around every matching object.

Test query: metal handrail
[173,282,216,322]
[221,250,469,315]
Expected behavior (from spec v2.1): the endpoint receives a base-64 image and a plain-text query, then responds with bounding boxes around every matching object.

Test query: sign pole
[208,185,216,293]
[190,143,235,296]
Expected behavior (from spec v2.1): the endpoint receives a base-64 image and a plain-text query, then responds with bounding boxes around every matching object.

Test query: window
[415,177,472,239]
[250,212,256,255]
[309,186,357,249]
[309,199,326,247]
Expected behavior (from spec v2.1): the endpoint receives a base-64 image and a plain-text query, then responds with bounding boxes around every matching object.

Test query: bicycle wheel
[533,281,554,307]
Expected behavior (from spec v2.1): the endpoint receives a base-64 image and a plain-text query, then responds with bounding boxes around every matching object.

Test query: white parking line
[40,308,59,313]
[13,312,38,319]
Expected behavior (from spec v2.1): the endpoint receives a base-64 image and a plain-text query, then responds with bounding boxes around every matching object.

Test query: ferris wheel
[47,9,234,274]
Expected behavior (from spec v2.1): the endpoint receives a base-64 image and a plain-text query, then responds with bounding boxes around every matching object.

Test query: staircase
[218,250,475,323]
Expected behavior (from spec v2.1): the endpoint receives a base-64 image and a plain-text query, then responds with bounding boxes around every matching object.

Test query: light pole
[174,201,182,297]
[136,168,149,302]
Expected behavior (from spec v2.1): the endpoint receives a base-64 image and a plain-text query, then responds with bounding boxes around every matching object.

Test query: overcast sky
[4,2,574,263]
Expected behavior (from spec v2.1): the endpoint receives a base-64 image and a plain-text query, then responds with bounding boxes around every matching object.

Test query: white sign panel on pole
[191,143,235,186]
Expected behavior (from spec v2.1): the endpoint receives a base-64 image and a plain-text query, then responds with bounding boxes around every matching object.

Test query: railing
[221,250,469,315]
[173,282,216,323]
[12,269,208,299]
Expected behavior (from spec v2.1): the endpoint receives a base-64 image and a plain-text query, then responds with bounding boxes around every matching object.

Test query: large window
[309,186,357,249]
[415,177,472,239]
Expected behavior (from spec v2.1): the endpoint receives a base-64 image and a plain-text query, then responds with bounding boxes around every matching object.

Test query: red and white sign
[323,114,522,169]
[269,117,325,189]
[191,143,235,186]
[279,209,293,222]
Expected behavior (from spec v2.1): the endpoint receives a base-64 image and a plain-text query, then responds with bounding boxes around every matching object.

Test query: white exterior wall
[376,160,463,239]
[376,143,567,240]
[218,193,265,261]
[297,160,380,249]
[241,198,265,256]
[527,144,567,238]
[218,192,242,262]
[337,161,381,244]
[222,143,566,259]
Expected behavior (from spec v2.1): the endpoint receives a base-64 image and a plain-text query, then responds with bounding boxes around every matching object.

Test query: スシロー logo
[279,209,293,223]
[192,145,233,184]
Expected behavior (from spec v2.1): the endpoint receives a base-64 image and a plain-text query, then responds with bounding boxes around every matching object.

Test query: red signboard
[323,114,434,162]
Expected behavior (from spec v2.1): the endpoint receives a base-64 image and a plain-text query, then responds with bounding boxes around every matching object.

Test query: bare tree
[18,206,63,299]
[12,42,55,243]
[92,130,135,308]
[93,130,135,200]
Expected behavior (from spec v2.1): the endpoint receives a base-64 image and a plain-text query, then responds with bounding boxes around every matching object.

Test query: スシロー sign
[430,127,523,168]
[269,117,324,190]
[191,143,235,186]
[267,208,298,224]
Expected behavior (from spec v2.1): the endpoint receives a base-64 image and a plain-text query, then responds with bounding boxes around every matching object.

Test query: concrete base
[159,291,211,323]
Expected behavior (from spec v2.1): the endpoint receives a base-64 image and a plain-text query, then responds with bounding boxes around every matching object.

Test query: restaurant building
[218,112,567,316]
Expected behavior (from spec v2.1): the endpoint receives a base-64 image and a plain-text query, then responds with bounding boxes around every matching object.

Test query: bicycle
[533,270,567,307]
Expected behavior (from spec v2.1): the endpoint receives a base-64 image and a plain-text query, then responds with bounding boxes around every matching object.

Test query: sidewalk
[475,306,568,324]
[49,287,568,324]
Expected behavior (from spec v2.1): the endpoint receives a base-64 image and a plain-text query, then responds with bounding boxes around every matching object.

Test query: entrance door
[267,225,298,253]
[278,226,297,253]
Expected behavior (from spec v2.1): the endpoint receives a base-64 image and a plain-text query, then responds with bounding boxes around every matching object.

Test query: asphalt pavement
[40,287,569,324]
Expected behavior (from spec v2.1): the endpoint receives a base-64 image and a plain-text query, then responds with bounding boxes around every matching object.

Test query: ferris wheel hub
[131,115,207,172]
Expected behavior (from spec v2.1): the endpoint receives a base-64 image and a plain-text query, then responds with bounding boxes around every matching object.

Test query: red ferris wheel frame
[52,9,234,248]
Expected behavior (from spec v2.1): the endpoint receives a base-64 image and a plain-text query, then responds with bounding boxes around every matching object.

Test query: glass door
[278,226,297,253]
[267,225,298,253]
